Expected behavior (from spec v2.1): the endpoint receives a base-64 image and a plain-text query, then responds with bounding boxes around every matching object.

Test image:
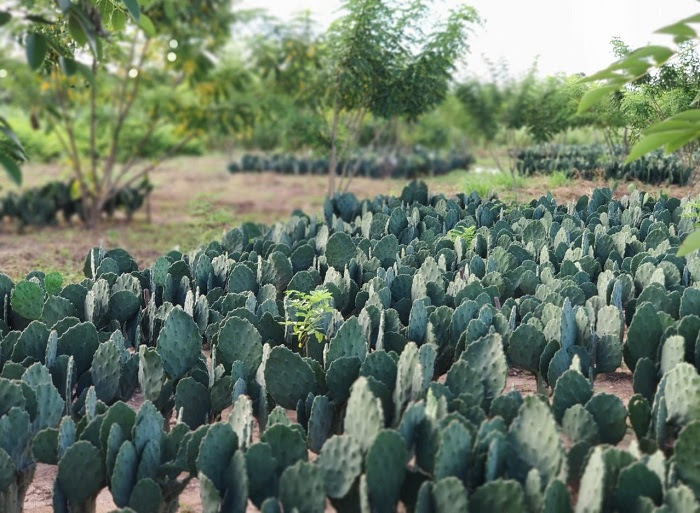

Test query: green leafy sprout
[444,225,476,247]
[284,288,335,354]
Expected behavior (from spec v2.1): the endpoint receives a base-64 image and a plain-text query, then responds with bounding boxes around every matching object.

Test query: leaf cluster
[284,289,335,348]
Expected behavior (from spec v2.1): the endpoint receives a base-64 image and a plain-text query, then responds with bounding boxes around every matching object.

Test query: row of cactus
[514,143,694,185]
[3,328,698,512]
[227,150,475,179]
[0,179,152,230]
[1,180,699,510]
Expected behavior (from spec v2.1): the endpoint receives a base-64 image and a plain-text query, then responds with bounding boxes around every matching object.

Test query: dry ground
[3,154,697,280]
[2,155,692,512]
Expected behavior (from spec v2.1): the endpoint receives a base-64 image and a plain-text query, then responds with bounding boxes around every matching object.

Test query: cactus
[625,302,663,371]
[156,308,202,381]
[460,333,507,409]
[365,429,408,512]
[325,232,356,271]
[91,340,122,403]
[674,421,700,498]
[10,280,44,323]
[507,396,566,484]
[562,404,599,445]
[552,369,593,423]
[0,372,64,513]
[264,346,319,410]
[307,395,333,453]
[507,323,547,377]
[434,419,471,481]
[174,377,209,429]
[470,479,528,513]
[316,434,363,499]
[260,423,307,475]
[55,440,105,512]
[215,316,263,378]
[345,377,384,453]
[614,462,663,512]
[229,394,254,449]
[541,479,572,513]
[325,317,367,368]
[279,460,326,513]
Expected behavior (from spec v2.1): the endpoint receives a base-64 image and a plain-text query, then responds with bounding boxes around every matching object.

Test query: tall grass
[547,170,571,188]
[433,169,525,197]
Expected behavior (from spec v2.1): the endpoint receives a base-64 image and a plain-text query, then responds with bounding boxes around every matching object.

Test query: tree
[1,0,252,228]
[246,11,329,153]
[579,10,700,255]
[455,63,541,175]
[0,0,110,185]
[322,0,479,195]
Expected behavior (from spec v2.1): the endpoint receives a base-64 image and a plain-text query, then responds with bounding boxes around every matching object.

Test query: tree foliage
[578,9,700,255]
[1,0,254,227]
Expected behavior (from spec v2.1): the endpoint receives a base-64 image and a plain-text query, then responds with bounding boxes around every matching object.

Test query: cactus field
[0,178,698,513]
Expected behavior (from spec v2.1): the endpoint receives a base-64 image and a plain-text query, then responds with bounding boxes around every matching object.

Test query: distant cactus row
[514,143,694,185]
[0,181,699,512]
[0,179,152,229]
[227,150,475,179]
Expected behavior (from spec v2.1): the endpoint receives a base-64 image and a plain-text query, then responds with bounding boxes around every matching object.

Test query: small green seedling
[444,225,476,247]
[284,289,334,355]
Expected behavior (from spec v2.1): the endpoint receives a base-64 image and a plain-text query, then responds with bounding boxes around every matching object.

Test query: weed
[547,170,571,188]
[444,225,476,247]
[284,289,335,356]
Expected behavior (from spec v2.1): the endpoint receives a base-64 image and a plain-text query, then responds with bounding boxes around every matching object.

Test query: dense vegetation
[0,179,152,229]
[227,150,475,180]
[0,181,698,512]
[3,1,700,212]
[514,144,694,185]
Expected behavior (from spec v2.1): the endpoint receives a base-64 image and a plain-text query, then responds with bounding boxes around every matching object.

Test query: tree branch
[110,134,195,195]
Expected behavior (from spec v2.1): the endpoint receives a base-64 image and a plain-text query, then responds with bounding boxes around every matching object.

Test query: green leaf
[76,62,95,86]
[656,21,697,43]
[139,14,156,37]
[26,32,48,70]
[111,9,127,31]
[679,13,700,24]
[0,11,11,26]
[625,132,686,163]
[627,45,674,65]
[0,151,22,186]
[59,56,77,76]
[121,0,140,21]
[678,229,700,257]
[578,86,618,113]
[67,13,87,47]
[662,131,700,154]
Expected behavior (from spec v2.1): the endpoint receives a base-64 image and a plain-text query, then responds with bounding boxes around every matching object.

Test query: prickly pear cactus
[507,396,566,484]
[156,308,201,381]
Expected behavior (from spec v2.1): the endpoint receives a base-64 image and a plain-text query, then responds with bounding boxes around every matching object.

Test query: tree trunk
[84,196,102,230]
[328,96,340,197]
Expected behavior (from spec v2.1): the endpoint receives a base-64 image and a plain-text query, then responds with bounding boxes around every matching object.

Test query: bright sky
[238,0,700,78]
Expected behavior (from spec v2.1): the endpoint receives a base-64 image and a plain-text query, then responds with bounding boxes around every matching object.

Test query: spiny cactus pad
[507,396,565,484]
[279,460,326,513]
[265,346,319,410]
[365,429,408,512]
[345,377,385,453]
